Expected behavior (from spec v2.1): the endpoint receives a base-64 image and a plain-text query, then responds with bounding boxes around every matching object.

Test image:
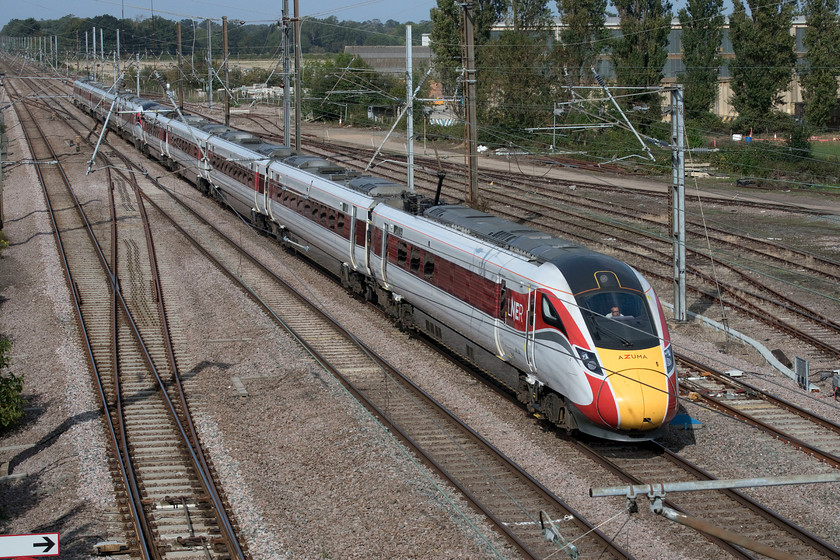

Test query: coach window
[423,254,435,280]
[410,247,421,273]
[397,241,408,266]
[328,210,336,230]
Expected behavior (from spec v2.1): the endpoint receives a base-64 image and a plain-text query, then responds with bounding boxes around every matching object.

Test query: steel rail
[134,184,245,559]
[572,437,840,559]
[9,73,247,560]
[678,355,840,468]
[9,77,155,559]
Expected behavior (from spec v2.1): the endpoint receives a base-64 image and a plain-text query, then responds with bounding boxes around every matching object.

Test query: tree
[430,0,506,97]
[678,0,724,120]
[507,0,553,32]
[0,334,24,431]
[555,0,608,86]
[0,232,22,432]
[800,0,840,128]
[481,30,553,130]
[302,53,399,123]
[728,0,796,129]
[0,18,41,38]
[611,0,673,124]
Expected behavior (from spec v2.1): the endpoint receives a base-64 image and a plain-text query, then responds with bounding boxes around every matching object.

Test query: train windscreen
[577,291,659,350]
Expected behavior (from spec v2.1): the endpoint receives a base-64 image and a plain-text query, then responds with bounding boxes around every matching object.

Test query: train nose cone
[602,368,670,431]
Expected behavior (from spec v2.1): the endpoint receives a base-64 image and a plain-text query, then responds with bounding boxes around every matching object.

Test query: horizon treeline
[1,14,434,57]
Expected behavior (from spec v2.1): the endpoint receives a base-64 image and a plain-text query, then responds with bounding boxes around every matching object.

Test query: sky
[1,0,438,33]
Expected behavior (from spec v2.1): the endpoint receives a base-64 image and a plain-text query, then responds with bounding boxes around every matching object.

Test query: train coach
[72,79,678,441]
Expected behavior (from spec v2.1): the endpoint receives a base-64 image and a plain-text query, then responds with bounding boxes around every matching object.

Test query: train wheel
[541,392,563,425]
[516,375,533,410]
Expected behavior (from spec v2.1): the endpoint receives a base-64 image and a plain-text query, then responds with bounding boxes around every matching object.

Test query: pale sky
[1,0,437,33]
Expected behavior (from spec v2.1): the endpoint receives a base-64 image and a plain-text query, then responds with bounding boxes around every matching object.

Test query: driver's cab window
[577,291,658,350]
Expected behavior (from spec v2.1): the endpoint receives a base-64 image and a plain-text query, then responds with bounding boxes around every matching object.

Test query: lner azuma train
[73,79,679,441]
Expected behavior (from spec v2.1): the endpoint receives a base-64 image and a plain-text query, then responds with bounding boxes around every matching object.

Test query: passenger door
[525,288,537,371]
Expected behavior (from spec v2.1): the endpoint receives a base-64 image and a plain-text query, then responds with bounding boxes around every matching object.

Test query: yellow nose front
[609,369,670,429]
[598,348,671,430]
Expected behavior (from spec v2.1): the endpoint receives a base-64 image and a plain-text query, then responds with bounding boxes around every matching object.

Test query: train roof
[199,123,233,134]
[255,145,296,159]
[345,176,405,198]
[424,205,581,261]
[218,130,258,142]
[423,205,643,293]
[284,155,344,174]
[178,115,207,126]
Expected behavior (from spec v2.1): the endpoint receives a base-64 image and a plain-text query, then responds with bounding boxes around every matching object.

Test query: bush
[0,336,24,431]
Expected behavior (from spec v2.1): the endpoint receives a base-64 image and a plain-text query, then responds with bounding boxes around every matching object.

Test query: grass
[810,139,840,162]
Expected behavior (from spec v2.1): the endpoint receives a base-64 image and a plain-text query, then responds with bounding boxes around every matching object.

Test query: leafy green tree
[507,0,553,32]
[481,30,553,130]
[611,0,673,124]
[430,0,506,97]
[0,18,41,38]
[555,0,608,86]
[0,335,24,431]
[0,237,21,432]
[800,0,840,128]
[1,15,428,58]
[729,0,796,129]
[678,0,724,119]
[302,53,399,123]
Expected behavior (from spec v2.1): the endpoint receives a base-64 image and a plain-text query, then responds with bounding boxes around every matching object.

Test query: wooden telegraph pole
[223,16,230,126]
[294,0,301,151]
[461,2,478,206]
[282,0,291,147]
[176,22,183,109]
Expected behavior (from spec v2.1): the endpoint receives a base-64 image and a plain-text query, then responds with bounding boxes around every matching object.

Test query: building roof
[344,46,432,75]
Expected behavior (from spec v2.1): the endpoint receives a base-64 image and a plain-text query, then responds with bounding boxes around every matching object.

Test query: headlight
[664,344,675,374]
[576,348,604,376]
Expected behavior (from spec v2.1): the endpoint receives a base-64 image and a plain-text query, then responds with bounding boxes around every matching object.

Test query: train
[72,78,679,441]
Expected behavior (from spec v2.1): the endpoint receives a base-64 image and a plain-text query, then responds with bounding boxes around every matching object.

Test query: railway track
[571,438,840,560]
[131,174,633,559]
[129,101,840,557]
[4,68,631,559]
[8,74,247,560]
[678,355,840,468]
[135,97,834,557]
